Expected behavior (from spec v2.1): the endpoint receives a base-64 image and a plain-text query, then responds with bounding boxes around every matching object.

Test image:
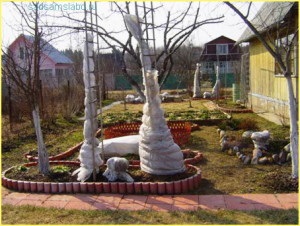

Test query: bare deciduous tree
[2,2,50,175]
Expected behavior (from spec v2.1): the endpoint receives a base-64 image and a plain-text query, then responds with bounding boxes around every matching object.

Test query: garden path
[79,101,122,121]
[2,187,297,211]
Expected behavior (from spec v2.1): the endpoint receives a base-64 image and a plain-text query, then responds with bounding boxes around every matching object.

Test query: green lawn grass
[1,205,298,224]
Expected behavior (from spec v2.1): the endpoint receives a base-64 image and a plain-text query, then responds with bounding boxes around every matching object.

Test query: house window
[219,61,227,73]
[203,62,214,74]
[55,69,64,76]
[40,69,52,78]
[275,34,297,76]
[19,47,24,59]
[40,69,52,85]
[216,44,228,55]
[64,68,70,79]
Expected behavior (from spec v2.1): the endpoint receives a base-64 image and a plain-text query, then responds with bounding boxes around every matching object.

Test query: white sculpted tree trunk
[286,75,298,178]
[32,106,49,175]
[193,63,201,98]
[73,34,104,182]
[212,65,221,98]
[125,14,185,175]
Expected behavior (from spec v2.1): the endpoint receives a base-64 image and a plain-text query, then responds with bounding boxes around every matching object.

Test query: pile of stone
[218,129,291,165]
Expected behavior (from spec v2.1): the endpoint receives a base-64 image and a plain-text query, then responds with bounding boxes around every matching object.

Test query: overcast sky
[1,1,264,52]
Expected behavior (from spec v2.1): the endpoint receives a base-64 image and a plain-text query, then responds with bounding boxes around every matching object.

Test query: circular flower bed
[2,161,201,195]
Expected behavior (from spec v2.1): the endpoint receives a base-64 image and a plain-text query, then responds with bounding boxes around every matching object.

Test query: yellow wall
[248,39,298,122]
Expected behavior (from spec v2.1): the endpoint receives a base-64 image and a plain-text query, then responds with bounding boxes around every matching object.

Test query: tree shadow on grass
[193,178,225,195]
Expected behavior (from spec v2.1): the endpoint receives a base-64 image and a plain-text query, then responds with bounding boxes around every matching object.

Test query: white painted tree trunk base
[138,70,185,175]
[32,107,50,175]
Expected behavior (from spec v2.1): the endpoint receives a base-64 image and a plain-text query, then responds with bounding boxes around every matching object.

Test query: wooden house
[200,36,242,87]
[7,34,74,88]
[237,2,298,123]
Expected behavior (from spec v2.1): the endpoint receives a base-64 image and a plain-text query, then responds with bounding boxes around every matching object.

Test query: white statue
[72,34,104,182]
[193,63,201,98]
[251,130,270,150]
[103,157,134,182]
[124,14,185,175]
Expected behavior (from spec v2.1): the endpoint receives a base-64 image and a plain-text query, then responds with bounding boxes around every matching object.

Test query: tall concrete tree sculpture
[72,34,104,182]
[212,65,221,99]
[193,63,201,98]
[124,14,185,175]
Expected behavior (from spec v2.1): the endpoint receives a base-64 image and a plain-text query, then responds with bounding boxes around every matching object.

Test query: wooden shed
[237,2,298,123]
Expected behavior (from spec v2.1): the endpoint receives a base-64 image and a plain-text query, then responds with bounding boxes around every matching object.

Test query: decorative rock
[258,157,268,164]
[243,156,251,164]
[267,157,274,163]
[220,136,230,151]
[284,143,291,152]
[242,131,254,138]
[253,148,263,159]
[217,129,226,139]
[279,150,287,163]
[272,154,279,163]
[232,146,239,153]
[228,149,234,155]
[203,92,211,99]
[103,157,134,182]
[286,153,291,162]
[251,130,270,150]
[251,157,259,165]
[241,155,246,162]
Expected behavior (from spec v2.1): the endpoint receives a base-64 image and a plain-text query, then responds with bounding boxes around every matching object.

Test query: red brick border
[2,161,201,195]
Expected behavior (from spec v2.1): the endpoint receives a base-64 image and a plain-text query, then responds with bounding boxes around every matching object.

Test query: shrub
[51,165,71,174]
[237,118,259,130]
[262,170,298,192]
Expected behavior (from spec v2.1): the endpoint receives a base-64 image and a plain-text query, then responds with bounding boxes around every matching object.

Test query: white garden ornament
[72,34,104,182]
[124,14,185,175]
[103,157,134,182]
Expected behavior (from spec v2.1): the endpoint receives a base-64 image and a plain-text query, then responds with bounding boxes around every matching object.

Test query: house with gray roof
[7,34,74,87]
